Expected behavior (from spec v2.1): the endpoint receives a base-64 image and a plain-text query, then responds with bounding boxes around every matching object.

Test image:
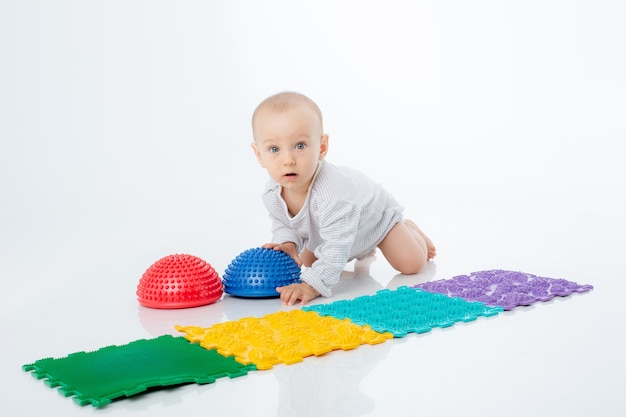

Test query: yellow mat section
[176,310,393,370]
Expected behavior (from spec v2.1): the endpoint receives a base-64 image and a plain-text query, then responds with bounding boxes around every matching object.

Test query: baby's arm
[291,201,360,300]
[264,243,318,305]
[261,205,304,266]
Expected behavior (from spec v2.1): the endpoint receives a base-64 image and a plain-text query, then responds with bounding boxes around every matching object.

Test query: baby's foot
[405,219,437,260]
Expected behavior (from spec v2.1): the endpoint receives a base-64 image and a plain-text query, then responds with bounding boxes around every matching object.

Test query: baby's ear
[251,142,266,167]
[319,134,329,160]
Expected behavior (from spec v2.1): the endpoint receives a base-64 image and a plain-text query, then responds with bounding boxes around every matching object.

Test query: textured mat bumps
[303,286,503,337]
[412,269,594,310]
[176,309,393,370]
[22,335,255,407]
[23,270,592,407]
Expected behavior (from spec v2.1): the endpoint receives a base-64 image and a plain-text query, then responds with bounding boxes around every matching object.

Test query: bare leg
[378,220,436,275]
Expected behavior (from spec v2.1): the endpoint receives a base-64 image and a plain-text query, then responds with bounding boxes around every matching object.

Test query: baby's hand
[276,282,320,306]
[262,242,303,267]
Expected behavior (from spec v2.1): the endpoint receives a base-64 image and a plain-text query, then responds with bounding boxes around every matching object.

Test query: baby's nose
[282,150,296,164]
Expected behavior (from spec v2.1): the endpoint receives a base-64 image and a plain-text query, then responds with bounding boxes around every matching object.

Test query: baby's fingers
[262,243,281,249]
[277,286,300,306]
[275,244,303,267]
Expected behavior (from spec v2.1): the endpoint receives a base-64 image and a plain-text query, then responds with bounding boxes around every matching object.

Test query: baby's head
[251,92,329,192]
[252,91,324,134]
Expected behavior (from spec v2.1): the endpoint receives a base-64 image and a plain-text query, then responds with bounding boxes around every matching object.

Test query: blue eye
[268,146,279,153]
[295,143,306,150]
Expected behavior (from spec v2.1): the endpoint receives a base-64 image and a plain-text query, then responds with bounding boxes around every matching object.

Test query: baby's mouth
[284,173,297,177]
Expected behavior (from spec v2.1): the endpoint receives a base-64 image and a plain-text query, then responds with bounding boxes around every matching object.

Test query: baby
[251,92,436,305]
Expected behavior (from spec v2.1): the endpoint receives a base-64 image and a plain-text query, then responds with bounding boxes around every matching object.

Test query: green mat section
[22,335,256,407]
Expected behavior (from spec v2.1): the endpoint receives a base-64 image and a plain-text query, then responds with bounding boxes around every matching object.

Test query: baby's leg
[300,248,317,267]
[378,220,435,275]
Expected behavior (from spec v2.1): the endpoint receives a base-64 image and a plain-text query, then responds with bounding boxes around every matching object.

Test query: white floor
[4,202,625,417]
[1,202,626,416]
[1,1,625,416]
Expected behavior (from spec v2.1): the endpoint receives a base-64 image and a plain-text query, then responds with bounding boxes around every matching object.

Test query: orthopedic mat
[176,309,393,370]
[21,335,255,407]
[22,271,592,407]
[412,269,594,310]
[303,286,502,337]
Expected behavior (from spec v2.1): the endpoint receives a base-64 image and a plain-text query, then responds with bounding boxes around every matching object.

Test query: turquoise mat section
[303,286,503,337]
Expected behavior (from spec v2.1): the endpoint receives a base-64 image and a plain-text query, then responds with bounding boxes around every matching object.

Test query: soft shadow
[137,300,227,337]
[386,261,438,290]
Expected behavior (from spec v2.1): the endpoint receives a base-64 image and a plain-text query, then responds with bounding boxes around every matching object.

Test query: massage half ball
[137,254,223,309]
[222,247,302,298]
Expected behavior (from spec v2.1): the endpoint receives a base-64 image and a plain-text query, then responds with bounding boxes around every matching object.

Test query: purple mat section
[412,270,593,310]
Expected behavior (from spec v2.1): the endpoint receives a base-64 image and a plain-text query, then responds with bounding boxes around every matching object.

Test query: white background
[1,1,625,416]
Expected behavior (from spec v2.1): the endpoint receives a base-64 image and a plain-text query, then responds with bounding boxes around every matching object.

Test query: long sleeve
[259,161,404,298]
[261,182,304,249]
[269,209,303,249]
[300,200,361,297]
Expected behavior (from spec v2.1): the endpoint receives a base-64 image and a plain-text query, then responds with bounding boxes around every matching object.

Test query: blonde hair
[252,91,324,131]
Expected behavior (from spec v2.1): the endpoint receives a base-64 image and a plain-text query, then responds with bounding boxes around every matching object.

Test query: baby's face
[252,102,328,196]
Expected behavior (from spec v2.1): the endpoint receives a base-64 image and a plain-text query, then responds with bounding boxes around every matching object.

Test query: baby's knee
[396,256,426,275]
